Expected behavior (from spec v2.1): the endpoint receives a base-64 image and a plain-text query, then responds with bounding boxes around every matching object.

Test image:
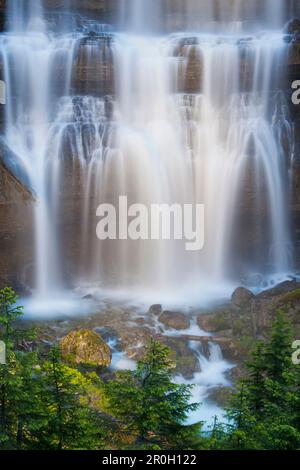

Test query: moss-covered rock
[159,311,190,330]
[158,336,199,379]
[198,311,232,333]
[60,329,111,367]
[278,288,300,307]
[209,386,233,407]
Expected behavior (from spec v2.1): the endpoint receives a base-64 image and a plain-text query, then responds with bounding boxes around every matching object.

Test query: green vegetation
[104,339,202,449]
[279,288,300,306]
[0,287,300,450]
[214,310,300,449]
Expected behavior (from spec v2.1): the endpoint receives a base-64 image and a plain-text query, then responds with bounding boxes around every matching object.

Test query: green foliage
[0,287,40,448]
[279,288,300,306]
[0,288,106,450]
[223,310,300,450]
[209,312,231,332]
[38,347,106,450]
[104,339,203,449]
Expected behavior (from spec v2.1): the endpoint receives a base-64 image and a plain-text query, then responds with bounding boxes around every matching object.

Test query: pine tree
[105,339,203,450]
[0,287,43,449]
[226,310,300,450]
[0,288,28,448]
[264,309,293,384]
[39,347,105,450]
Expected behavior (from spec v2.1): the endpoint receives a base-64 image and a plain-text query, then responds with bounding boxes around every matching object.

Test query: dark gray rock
[231,287,254,307]
[149,304,163,316]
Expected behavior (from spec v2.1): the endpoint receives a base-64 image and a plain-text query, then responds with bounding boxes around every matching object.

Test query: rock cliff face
[287,33,300,267]
[0,139,34,289]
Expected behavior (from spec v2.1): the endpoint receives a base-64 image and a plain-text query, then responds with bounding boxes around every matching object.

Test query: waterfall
[71,33,291,294]
[0,4,78,298]
[175,340,233,427]
[7,0,44,32]
[120,0,288,32]
[0,0,295,309]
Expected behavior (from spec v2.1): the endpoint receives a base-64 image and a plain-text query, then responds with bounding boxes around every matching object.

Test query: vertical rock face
[0,139,34,289]
[287,35,300,267]
[0,0,5,32]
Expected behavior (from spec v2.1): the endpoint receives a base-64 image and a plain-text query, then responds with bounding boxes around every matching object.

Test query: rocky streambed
[18,279,300,415]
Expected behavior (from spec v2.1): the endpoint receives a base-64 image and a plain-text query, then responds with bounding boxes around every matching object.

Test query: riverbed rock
[60,329,111,367]
[284,18,300,35]
[197,311,231,333]
[231,287,254,308]
[149,304,163,316]
[158,335,200,380]
[256,280,300,299]
[208,386,232,407]
[159,311,190,330]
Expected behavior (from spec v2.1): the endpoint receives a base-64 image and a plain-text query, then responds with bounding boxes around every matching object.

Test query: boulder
[284,18,300,35]
[197,311,231,333]
[60,329,111,367]
[149,304,163,316]
[158,336,199,380]
[159,311,190,330]
[256,280,300,299]
[231,287,254,308]
[208,387,232,407]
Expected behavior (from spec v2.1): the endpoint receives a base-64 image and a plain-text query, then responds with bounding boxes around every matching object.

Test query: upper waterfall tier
[0,0,298,298]
[2,0,300,34]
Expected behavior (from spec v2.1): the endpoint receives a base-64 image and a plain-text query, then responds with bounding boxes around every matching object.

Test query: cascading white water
[71,32,291,298]
[121,0,287,32]
[0,4,79,299]
[175,340,233,427]
[0,0,295,308]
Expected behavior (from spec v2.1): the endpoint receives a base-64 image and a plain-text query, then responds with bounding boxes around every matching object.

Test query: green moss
[233,335,256,358]
[209,386,233,407]
[210,312,231,332]
[232,317,252,336]
[176,354,197,379]
[60,329,111,367]
[279,289,300,306]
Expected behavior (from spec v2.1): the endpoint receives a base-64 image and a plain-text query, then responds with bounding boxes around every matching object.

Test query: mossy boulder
[159,311,190,330]
[158,336,199,379]
[198,311,231,333]
[209,387,232,407]
[60,329,111,367]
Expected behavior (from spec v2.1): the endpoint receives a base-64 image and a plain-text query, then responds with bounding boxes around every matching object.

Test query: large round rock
[159,311,190,330]
[60,329,111,367]
[231,287,254,308]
